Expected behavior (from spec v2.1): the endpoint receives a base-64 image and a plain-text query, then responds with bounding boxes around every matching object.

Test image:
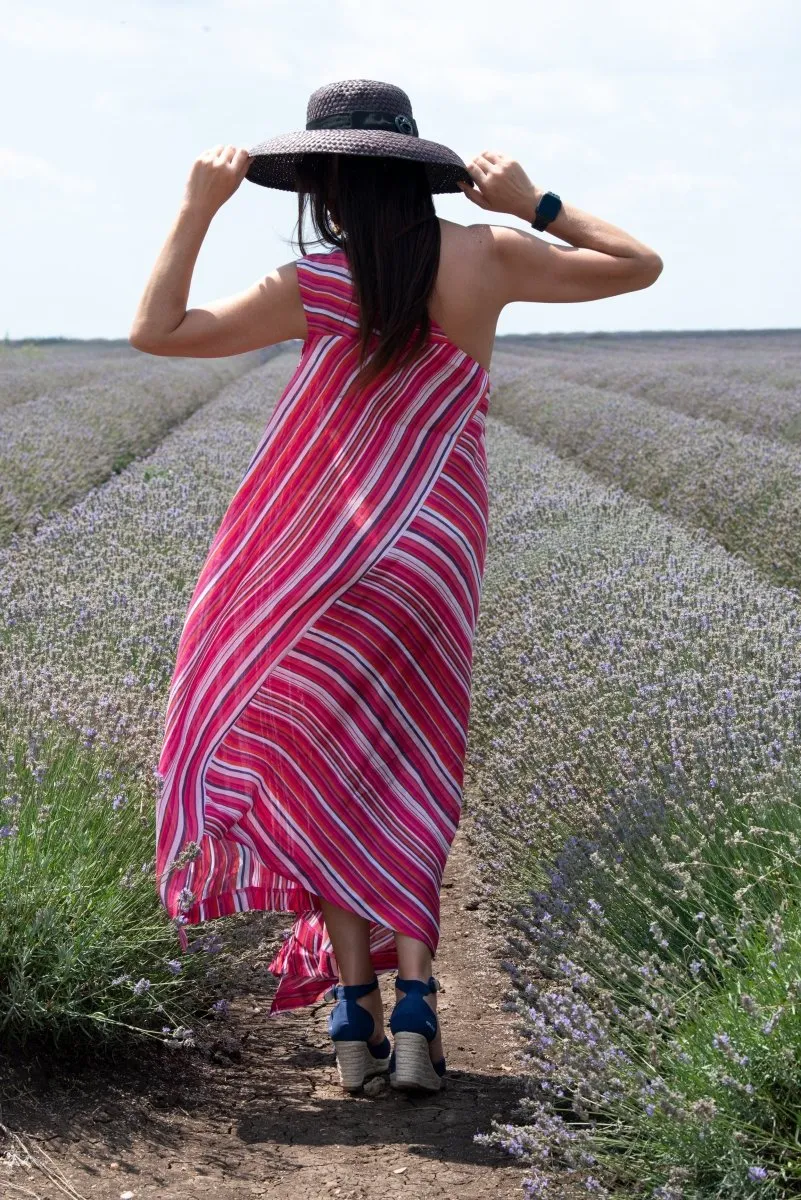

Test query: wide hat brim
[245,127,473,194]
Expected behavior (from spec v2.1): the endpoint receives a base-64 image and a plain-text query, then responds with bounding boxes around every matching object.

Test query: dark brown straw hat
[246,78,472,194]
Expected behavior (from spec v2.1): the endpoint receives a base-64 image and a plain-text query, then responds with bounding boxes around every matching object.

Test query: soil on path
[0,820,532,1200]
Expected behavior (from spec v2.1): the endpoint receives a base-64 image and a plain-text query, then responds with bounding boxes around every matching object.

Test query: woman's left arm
[129,144,307,357]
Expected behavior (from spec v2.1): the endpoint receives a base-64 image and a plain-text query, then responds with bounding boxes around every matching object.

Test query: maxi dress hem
[175,875,439,1015]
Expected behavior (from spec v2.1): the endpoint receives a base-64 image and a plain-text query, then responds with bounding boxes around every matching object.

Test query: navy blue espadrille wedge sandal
[388,975,447,1093]
[325,976,392,1092]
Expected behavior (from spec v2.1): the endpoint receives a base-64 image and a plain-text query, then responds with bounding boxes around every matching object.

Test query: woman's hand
[457,151,540,221]
[183,144,252,217]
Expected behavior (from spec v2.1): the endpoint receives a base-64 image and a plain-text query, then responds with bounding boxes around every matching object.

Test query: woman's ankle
[393,986,442,1061]
[355,991,385,1042]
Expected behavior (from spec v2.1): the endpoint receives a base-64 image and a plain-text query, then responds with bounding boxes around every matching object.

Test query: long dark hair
[292,152,441,393]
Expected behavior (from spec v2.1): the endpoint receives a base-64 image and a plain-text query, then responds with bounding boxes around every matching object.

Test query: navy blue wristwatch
[532,191,562,231]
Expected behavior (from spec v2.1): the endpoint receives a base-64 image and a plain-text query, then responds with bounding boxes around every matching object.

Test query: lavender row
[0,352,298,799]
[488,350,801,594]
[466,417,801,1195]
[0,349,263,542]
[0,342,138,410]
[0,351,300,1046]
[495,332,801,444]
[467,415,800,895]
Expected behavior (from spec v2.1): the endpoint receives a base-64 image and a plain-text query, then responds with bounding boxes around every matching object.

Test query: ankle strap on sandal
[395,975,441,996]
[323,976,379,1003]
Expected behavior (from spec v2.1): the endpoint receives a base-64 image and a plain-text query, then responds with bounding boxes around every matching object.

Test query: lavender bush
[489,349,801,593]
[0,723,220,1048]
[0,348,262,541]
[465,418,801,1196]
[0,352,296,1045]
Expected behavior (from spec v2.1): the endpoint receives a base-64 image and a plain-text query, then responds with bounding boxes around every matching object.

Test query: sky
[1,0,799,341]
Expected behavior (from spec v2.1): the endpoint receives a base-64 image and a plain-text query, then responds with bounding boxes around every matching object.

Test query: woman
[130,78,662,1096]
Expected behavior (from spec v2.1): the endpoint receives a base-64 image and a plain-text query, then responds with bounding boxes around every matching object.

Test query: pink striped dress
[154,247,491,1015]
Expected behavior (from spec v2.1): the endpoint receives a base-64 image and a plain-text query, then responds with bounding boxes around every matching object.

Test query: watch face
[535,193,561,227]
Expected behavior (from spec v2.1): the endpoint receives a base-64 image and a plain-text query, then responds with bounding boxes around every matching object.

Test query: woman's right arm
[458,151,663,304]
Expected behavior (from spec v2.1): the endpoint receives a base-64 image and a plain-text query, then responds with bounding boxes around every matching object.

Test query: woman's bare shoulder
[437,215,496,255]
[432,219,503,370]
[437,217,504,298]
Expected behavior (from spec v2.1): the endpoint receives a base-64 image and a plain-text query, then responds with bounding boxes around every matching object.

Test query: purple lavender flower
[522,1171,550,1198]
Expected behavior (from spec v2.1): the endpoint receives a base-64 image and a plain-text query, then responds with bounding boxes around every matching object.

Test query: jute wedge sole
[334,1039,391,1091]
[389,1031,446,1093]
[326,976,391,1092]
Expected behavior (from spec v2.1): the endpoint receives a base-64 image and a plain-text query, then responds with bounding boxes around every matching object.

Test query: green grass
[610,903,801,1196]
[0,723,220,1051]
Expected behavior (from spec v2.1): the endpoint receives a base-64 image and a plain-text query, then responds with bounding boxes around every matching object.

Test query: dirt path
[1,819,532,1199]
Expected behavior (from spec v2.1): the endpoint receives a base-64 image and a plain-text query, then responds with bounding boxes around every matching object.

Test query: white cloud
[0,148,96,196]
[623,167,738,195]
[0,5,291,76]
[0,11,152,56]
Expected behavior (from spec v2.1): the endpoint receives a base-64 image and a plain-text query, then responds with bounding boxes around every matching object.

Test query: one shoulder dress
[154,247,491,1015]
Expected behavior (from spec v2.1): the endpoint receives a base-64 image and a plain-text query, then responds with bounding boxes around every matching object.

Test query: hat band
[306,110,419,137]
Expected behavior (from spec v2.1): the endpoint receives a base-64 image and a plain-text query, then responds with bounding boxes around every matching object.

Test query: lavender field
[467,331,801,1198]
[0,341,262,542]
[489,333,801,593]
[1,333,800,1198]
